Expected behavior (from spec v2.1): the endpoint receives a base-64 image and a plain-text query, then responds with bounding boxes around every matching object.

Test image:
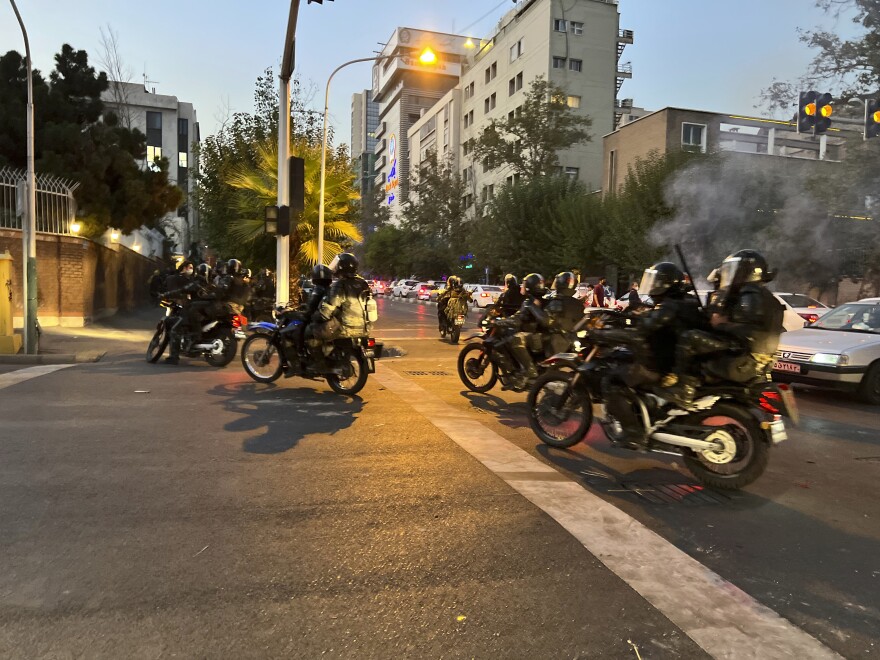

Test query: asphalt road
[0,297,876,658]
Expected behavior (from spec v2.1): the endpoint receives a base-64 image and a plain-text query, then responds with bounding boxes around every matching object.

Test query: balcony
[375,138,387,156]
[375,121,386,139]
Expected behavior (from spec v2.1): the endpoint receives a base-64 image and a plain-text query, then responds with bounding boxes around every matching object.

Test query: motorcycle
[440,297,469,344]
[240,306,382,396]
[527,321,798,490]
[457,310,587,394]
[146,299,244,367]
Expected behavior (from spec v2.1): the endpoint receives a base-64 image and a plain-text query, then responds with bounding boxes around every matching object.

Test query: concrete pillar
[0,251,23,354]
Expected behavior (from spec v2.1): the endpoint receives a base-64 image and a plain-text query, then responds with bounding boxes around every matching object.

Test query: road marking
[0,364,77,392]
[374,365,840,660]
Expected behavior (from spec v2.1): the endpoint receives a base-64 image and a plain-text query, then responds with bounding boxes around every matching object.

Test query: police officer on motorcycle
[437,276,472,334]
[217,258,251,315]
[163,262,221,365]
[543,271,586,354]
[504,273,549,387]
[496,274,525,317]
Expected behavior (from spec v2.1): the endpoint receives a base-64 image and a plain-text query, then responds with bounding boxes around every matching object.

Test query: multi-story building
[371,28,473,219]
[407,87,463,204]
[101,82,199,256]
[351,89,380,197]
[602,107,850,193]
[404,0,631,214]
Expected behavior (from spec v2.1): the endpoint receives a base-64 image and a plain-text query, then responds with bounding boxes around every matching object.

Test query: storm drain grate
[610,482,733,505]
[404,370,451,376]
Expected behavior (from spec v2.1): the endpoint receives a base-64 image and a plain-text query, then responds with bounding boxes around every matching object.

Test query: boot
[664,375,699,407]
[164,334,181,365]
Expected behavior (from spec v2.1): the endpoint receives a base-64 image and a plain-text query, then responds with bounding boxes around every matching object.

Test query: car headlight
[810,353,849,366]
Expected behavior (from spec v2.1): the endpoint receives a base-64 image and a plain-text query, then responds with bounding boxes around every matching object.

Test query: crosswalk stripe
[0,364,77,392]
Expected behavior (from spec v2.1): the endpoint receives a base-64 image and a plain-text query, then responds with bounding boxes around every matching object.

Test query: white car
[471,285,503,308]
[774,293,830,327]
[697,290,805,332]
[772,298,880,404]
[392,279,420,298]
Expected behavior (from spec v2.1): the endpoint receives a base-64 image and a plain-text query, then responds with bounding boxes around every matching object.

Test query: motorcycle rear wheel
[528,370,593,448]
[327,352,369,395]
[450,326,461,344]
[457,343,498,393]
[681,402,769,490]
[241,334,283,383]
[205,327,238,367]
[146,326,169,363]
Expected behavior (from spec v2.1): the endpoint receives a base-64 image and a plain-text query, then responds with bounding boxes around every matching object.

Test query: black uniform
[542,292,585,355]
[496,286,526,317]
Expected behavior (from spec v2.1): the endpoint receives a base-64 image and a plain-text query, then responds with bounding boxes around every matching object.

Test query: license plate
[363,350,375,357]
[455,317,465,326]
[769,419,787,444]
[772,361,801,374]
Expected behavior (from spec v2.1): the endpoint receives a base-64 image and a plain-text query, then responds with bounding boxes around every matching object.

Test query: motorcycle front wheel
[527,370,593,448]
[205,327,238,367]
[241,334,284,383]
[146,325,169,363]
[457,342,498,393]
[681,402,770,490]
[327,352,369,395]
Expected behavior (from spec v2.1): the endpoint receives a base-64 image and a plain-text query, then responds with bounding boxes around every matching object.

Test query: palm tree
[225,138,361,268]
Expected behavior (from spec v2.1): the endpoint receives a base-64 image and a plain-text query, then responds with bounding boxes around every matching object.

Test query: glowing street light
[316,47,437,264]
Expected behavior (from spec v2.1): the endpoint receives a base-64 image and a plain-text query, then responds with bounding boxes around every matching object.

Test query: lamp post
[317,48,437,264]
[9,0,37,354]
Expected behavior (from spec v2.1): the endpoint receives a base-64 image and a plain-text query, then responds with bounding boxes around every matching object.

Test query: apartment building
[351,89,380,196]
[101,82,199,255]
[405,0,630,213]
[371,28,472,219]
[603,107,850,193]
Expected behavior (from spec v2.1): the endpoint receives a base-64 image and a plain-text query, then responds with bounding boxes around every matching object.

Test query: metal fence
[0,166,79,235]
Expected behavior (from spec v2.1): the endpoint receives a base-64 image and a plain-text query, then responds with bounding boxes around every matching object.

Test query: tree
[0,44,182,236]
[473,76,592,179]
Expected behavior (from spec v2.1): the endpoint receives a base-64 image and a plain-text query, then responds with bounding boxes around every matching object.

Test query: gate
[0,166,79,235]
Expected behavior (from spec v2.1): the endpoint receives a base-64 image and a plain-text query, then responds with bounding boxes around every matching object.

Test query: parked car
[470,285,504,308]
[370,280,388,296]
[774,292,830,325]
[392,279,420,298]
[772,298,880,404]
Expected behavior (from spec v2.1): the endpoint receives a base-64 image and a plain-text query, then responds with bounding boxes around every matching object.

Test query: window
[178,152,188,168]
[505,173,522,186]
[463,140,472,156]
[553,56,566,69]
[682,122,706,152]
[146,145,162,162]
[569,59,583,72]
[464,193,474,208]
[508,110,515,121]
[484,62,496,83]
[483,93,496,114]
[516,72,523,91]
[509,39,523,62]
[463,109,474,128]
[146,111,162,131]
[553,18,567,32]
[567,95,581,109]
[464,81,475,100]
[609,149,617,190]
[564,167,579,179]
[146,111,162,149]
[487,184,494,199]
[484,97,490,114]
[509,73,523,95]
[570,21,584,35]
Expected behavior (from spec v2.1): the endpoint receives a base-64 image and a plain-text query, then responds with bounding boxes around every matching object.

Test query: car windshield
[483,286,502,292]
[778,294,826,308]
[809,303,880,333]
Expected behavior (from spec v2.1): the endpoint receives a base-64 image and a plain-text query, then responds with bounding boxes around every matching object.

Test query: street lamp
[316,47,437,264]
[8,0,37,354]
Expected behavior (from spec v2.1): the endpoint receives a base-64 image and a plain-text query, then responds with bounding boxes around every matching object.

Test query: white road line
[0,364,77,392]
[375,365,840,660]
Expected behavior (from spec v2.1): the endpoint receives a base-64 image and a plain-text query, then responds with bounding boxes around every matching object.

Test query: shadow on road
[460,390,530,429]
[205,380,363,454]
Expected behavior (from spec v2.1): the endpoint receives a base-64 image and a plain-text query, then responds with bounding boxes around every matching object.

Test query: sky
[1,0,863,147]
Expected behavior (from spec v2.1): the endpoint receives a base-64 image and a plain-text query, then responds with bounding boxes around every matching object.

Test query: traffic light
[797,91,818,134]
[289,156,305,212]
[277,206,291,237]
[866,98,880,139]
[814,92,833,134]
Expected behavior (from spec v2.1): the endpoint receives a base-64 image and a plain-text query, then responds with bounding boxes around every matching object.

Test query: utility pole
[276,0,301,305]
[9,0,38,354]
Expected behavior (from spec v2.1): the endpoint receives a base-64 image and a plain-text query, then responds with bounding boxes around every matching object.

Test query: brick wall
[0,229,164,327]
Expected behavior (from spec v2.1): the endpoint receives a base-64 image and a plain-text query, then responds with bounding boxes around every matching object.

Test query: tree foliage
[473,76,592,179]
[195,69,359,271]
[0,44,182,236]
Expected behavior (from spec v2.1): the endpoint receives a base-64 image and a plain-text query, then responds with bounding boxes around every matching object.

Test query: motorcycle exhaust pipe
[651,432,723,452]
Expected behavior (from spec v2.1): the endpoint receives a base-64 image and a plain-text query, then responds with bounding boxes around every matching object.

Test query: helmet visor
[328,255,341,274]
[639,268,659,295]
[718,257,742,289]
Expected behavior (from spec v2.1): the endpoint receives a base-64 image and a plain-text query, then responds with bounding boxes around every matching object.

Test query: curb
[0,350,105,365]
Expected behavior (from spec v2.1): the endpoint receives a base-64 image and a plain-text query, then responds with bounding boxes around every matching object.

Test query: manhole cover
[608,482,732,505]
[404,370,450,376]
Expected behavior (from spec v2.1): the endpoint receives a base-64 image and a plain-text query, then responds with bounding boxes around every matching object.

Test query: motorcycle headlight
[810,353,848,366]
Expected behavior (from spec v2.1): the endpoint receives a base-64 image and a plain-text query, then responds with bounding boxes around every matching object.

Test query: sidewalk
[0,307,159,365]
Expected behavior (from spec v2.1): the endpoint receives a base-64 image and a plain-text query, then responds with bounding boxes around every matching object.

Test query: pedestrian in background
[594,277,608,308]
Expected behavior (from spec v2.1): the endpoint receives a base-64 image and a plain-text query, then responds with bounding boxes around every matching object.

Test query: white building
[371,28,472,220]
[101,82,199,257]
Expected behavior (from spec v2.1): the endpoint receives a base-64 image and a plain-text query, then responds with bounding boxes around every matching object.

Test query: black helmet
[242,268,252,279]
[553,271,577,296]
[259,268,272,279]
[227,258,242,275]
[639,262,685,299]
[523,273,545,297]
[718,249,775,289]
[197,263,212,282]
[504,273,518,289]
[311,264,333,285]
[330,252,358,276]
[214,261,228,276]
